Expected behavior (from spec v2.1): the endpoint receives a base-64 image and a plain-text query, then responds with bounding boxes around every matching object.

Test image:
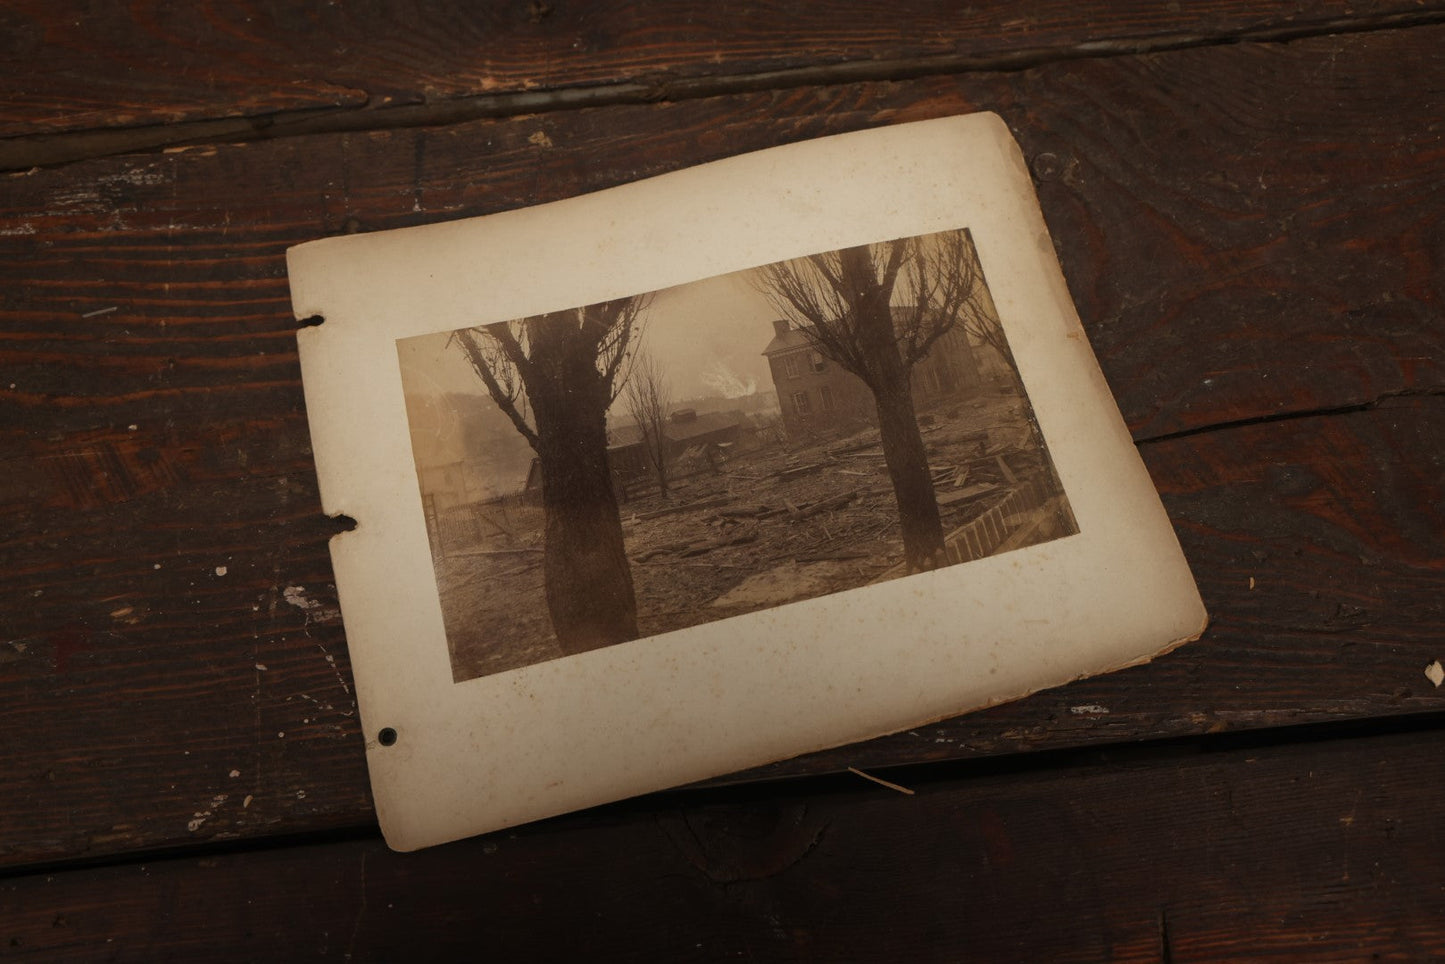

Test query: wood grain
[1017,32,1445,439]
[6,730,1445,961]
[3,26,1443,867]
[740,398,1445,780]
[2,1,1441,140]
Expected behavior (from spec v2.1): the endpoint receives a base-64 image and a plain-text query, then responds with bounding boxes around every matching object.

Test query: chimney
[772,319,791,337]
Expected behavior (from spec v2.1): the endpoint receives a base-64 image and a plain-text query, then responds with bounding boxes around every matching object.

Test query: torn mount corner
[297,314,325,329]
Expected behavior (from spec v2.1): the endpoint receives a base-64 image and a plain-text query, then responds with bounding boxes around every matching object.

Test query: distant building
[606,408,749,481]
[761,311,984,438]
[759,320,873,438]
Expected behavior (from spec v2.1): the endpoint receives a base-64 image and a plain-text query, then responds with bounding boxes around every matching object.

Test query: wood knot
[658,801,828,884]
[1031,152,1064,182]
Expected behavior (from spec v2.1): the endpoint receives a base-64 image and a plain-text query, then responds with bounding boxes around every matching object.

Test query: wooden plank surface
[742,397,1445,779]
[6,730,1445,961]
[3,26,1444,868]
[2,0,1440,140]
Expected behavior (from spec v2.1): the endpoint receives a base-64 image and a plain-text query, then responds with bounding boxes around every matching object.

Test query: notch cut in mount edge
[297,314,325,328]
[328,513,359,538]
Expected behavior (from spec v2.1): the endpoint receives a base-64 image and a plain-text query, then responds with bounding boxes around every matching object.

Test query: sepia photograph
[398,228,1079,682]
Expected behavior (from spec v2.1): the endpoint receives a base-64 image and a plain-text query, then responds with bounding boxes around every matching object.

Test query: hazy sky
[643,267,779,400]
[397,264,782,412]
[394,229,999,486]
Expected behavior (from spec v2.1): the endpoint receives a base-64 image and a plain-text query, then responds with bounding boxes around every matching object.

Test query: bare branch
[623,348,672,494]
[753,229,991,383]
[455,327,540,449]
[451,291,652,453]
[755,254,872,378]
[484,320,534,381]
[599,293,652,399]
[877,238,911,294]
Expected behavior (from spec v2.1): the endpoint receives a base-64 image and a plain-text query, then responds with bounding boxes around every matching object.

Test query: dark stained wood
[7,731,1445,961]
[2,1,1441,140]
[743,398,1445,779]
[3,26,1444,868]
[1017,34,1445,440]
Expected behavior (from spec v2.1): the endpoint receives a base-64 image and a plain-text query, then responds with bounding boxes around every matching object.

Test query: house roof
[608,409,746,449]
[762,327,812,356]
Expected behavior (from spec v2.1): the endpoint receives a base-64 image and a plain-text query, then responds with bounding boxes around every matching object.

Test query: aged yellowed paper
[288,112,1206,851]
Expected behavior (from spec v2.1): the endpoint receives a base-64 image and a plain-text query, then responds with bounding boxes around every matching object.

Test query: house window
[782,354,804,378]
[819,385,835,412]
[809,351,826,373]
[792,391,811,416]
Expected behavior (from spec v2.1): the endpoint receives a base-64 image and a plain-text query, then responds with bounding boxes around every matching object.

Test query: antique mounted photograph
[398,229,1079,682]
[288,112,1205,852]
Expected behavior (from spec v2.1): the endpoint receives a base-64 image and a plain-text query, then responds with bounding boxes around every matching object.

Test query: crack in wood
[1135,387,1445,447]
[3,10,1445,172]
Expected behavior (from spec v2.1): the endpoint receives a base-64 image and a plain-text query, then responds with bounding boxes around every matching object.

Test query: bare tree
[756,229,984,572]
[950,236,1019,390]
[623,348,673,498]
[961,300,1008,368]
[454,294,650,654]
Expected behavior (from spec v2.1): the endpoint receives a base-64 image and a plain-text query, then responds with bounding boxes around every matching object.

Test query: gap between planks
[6,708,1445,885]
[4,9,1445,172]
[1133,387,1445,447]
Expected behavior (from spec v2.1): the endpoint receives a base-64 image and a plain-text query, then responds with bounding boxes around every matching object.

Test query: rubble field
[436,392,1075,681]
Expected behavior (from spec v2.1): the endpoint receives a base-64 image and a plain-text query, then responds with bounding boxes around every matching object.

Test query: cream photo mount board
[287,111,1207,853]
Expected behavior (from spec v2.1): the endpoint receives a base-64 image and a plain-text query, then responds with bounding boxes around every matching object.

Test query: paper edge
[284,110,1210,853]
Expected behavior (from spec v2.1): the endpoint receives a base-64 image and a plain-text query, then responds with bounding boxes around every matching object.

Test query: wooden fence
[424,496,542,560]
[941,476,1049,566]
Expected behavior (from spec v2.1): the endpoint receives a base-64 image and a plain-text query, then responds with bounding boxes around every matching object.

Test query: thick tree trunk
[537,457,637,654]
[873,381,946,572]
[461,302,646,656]
[534,417,638,654]
[530,362,638,654]
[844,284,948,574]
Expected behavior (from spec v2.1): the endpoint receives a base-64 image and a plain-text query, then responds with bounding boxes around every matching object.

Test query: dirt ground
[437,391,1075,681]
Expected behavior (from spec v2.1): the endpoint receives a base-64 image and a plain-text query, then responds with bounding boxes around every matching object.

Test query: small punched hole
[378,727,398,747]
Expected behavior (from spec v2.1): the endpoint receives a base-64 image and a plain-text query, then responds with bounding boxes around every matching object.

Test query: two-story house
[761,311,984,439]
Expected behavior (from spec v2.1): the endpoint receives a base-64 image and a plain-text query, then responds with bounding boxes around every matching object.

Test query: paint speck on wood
[1426,662,1443,688]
